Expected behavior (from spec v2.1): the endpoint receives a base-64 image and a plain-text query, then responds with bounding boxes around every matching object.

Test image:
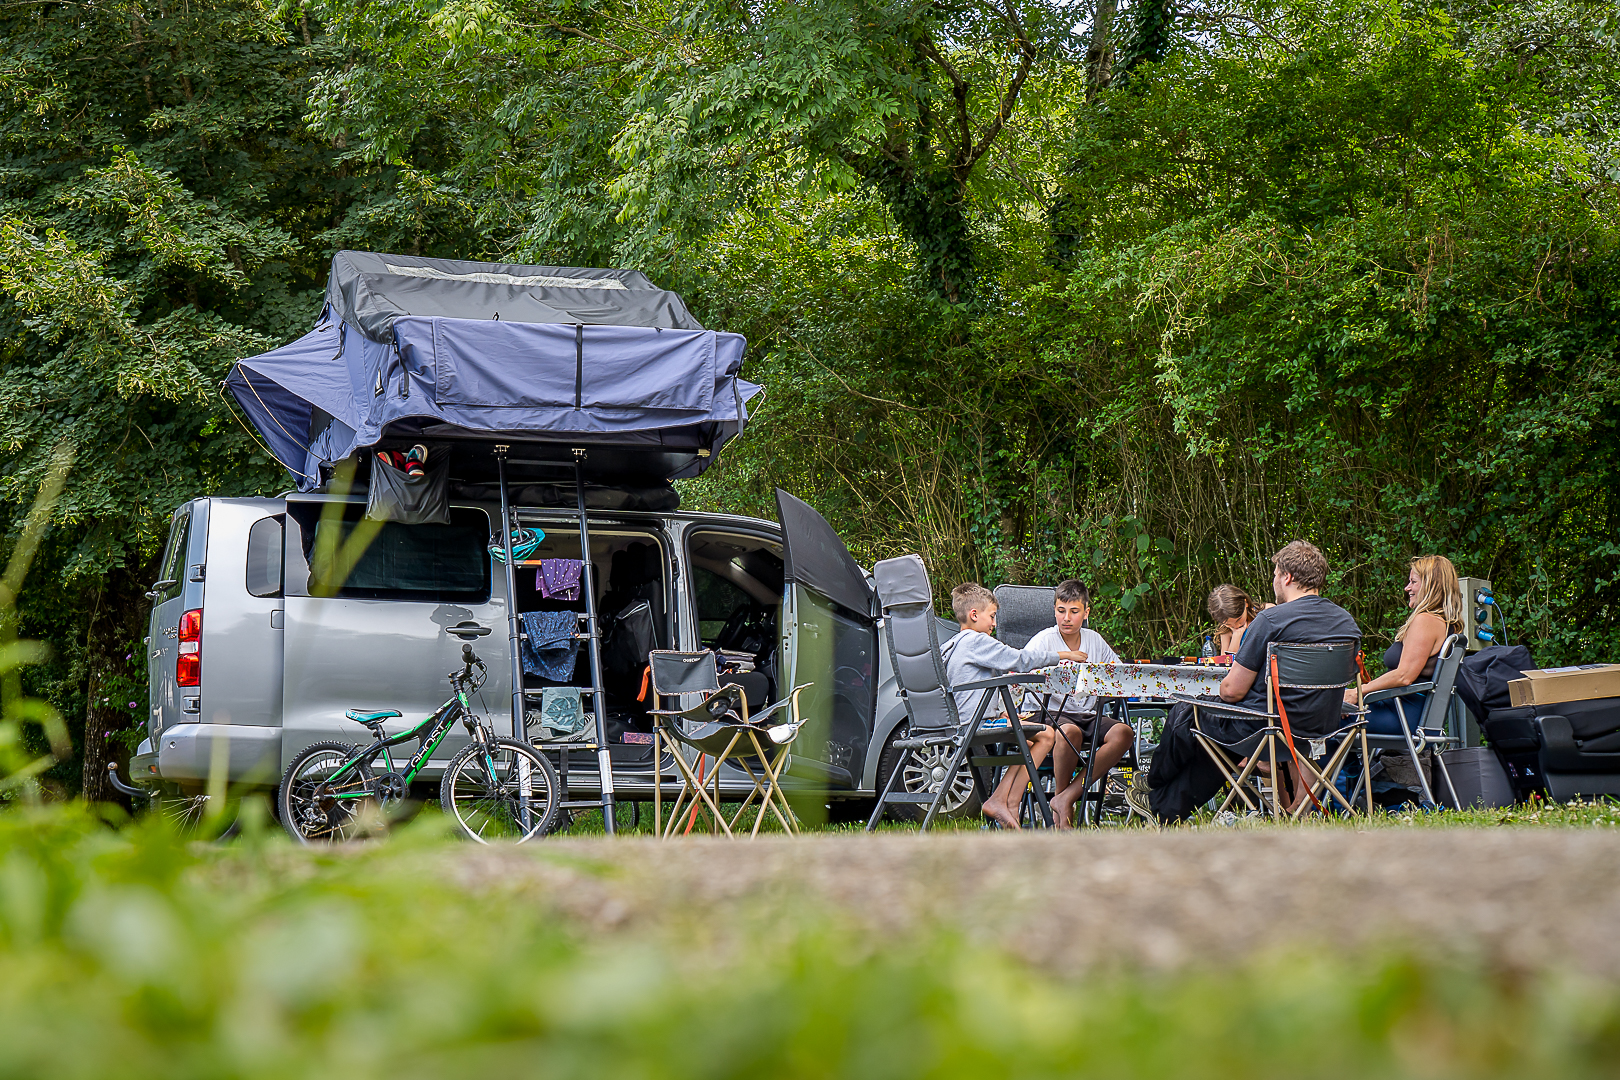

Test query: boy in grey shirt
[942,582,1086,828]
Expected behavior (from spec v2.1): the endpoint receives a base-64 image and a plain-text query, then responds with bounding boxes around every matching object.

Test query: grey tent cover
[225,251,761,489]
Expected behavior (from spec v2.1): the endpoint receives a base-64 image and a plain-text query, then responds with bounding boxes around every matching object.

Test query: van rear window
[285,504,491,602]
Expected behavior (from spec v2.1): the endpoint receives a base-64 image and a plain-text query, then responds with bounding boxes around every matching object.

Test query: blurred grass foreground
[0,806,1617,1079]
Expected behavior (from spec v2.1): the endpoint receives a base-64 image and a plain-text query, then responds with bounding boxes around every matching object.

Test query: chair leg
[1192,730,1262,813]
[1395,699,1437,807]
[868,744,911,832]
[1006,689,1053,829]
[1432,742,1461,809]
[921,736,976,832]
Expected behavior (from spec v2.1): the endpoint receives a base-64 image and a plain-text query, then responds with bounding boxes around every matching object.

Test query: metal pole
[574,449,617,833]
[495,446,524,741]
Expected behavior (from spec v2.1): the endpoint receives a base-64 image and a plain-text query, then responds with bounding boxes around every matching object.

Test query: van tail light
[177,608,201,687]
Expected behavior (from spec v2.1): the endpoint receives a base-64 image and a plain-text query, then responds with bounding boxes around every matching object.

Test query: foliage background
[1,0,1615,794]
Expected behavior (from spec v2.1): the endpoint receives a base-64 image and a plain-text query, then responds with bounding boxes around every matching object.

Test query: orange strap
[637,665,651,702]
[1271,653,1325,815]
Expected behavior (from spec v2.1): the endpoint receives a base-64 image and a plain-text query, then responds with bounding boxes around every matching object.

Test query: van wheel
[874,726,981,822]
[152,788,239,838]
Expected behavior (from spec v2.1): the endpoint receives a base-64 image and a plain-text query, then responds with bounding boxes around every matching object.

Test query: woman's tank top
[1383,639,1437,681]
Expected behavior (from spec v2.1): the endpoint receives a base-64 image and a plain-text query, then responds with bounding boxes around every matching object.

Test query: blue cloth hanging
[520,610,579,682]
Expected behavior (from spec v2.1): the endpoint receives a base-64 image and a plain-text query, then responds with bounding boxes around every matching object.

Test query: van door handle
[447,622,492,639]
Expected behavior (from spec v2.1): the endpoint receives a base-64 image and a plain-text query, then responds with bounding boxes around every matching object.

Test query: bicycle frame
[324,681,484,798]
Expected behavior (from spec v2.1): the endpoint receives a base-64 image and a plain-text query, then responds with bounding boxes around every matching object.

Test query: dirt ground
[440,829,1620,975]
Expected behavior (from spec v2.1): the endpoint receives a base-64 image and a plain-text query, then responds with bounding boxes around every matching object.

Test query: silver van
[131,493,970,819]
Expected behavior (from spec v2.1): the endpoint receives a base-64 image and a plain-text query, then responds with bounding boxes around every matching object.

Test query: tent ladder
[494,446,618,835]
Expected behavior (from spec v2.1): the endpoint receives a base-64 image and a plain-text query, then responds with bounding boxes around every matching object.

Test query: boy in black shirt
[1130,540,1361,822]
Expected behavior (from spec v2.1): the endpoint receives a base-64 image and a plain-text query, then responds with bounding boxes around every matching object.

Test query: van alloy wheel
[874,726,980,822]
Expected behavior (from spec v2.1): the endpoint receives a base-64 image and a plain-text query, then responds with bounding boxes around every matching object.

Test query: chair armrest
[953,673,1041,692]
[1361,681,1434,705]
[748,683,814,727]
[1172,695,1275,721]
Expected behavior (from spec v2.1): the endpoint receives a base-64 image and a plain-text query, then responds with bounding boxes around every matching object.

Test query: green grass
[552,793,1620,836]
[3,802,1619,1078]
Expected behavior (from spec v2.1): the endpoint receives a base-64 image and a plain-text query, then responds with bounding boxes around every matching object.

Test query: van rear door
[279,498,511,774]
[148,503,198,738]
[774,490,878,789]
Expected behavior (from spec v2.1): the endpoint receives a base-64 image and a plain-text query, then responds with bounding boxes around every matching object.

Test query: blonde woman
[1207,584,1262,655]
[1347,555,1466,735]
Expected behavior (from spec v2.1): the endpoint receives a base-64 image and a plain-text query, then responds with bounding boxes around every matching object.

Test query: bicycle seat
[345,709,401,728]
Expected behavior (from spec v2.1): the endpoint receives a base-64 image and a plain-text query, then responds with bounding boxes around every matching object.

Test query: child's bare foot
[1049,790,1077,828]
[980,798,1020,829]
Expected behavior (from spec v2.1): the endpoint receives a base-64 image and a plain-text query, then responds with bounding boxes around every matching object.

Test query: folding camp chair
[867,556,1054,831]
[1172,640,1368,818]
[1354,633,1467,809]
[647,650,809,838]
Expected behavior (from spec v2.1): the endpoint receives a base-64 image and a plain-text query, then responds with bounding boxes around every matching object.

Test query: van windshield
[285,503,491,602]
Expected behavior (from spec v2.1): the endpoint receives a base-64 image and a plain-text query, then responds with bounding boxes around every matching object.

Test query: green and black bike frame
[325,685,481,797]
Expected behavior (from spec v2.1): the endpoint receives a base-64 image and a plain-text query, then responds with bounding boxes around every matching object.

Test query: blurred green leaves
[0,805,1619,1076]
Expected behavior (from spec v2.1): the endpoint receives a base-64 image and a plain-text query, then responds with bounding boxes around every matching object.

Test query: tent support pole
[495,447,525,743]
[574,449,617,833]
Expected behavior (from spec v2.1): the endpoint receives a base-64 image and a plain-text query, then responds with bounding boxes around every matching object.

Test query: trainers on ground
[1124,771,1154,819]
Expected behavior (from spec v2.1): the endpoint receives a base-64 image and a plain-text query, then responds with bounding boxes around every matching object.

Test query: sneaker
[1123,770,1154,819]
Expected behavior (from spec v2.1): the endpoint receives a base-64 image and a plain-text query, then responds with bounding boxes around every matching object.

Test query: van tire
[277,742,376,844]
[873,726,981,823]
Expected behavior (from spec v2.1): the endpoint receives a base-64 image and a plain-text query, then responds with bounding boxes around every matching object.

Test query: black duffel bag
[1455,644,1536,718]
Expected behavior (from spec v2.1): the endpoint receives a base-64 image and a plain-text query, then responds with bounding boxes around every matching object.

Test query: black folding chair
[647,650,809,837]
[1356,633,1467,809]
[867,556,1054,831]
[1173,640,1368,818]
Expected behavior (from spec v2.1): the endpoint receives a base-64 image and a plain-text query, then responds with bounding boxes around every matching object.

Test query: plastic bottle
[1201,635,1215,660]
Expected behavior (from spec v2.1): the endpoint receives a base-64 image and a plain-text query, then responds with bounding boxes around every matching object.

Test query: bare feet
[981,798,1021,829]
[1049,789,1078,828]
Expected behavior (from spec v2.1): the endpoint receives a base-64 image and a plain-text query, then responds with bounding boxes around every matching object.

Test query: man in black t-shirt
[1134,541,1362,823]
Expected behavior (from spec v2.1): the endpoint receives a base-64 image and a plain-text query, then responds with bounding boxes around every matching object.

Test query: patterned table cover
[1027,660,1227,701]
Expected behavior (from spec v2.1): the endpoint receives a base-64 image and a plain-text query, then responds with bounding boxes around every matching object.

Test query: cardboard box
[1507,664,1620,707]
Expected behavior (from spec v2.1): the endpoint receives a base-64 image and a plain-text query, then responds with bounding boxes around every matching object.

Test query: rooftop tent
[224,250,765,837]
[224,250,760,489]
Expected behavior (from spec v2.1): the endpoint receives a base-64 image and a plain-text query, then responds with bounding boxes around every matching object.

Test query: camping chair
[867,556,1055,831]
[647,650,809,838]
[1353,633,1467,809]
[1172,640,1368,818]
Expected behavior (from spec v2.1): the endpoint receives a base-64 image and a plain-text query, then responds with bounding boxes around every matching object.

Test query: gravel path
[440,829,1620,975]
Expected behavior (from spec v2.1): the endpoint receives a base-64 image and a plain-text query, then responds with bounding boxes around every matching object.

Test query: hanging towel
[536,558,584,601]
[520,610,579,682]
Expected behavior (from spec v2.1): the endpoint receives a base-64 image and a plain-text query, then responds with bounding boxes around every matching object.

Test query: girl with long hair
[1207,584,1262,656]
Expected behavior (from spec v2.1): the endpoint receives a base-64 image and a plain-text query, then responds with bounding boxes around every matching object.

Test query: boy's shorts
[1043,712,1124,740]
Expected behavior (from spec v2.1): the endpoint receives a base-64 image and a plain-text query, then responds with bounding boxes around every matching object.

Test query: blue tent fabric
[224,252,759,488]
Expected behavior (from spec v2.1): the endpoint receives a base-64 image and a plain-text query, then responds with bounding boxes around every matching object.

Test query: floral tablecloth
[1027,661,1226,700]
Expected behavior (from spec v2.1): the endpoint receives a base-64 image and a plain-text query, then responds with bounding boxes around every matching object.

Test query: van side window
[283,503,491,603]
[246,515,284,597]
[157,509,191,604]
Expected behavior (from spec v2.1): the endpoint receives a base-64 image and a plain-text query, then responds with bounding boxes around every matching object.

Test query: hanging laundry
[536,558,584,601]
[520,610,579,682]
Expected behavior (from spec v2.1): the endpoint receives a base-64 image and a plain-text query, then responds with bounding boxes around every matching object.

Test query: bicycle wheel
[277,741,377,844]
[439,738,559,843]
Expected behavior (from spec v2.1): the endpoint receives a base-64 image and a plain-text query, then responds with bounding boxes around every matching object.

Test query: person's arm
[1221,663,1258,703]
[1223,611,1268,702]
[1352,613,1446,699]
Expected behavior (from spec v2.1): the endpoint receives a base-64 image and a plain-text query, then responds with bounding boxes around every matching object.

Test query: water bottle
[1201,635,1215,660]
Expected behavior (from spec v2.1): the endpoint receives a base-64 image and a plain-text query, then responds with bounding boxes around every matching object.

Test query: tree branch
[917,34,974,166]
[966,0,1037,170]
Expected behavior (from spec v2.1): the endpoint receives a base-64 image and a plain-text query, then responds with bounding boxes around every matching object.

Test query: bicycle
[277,644,560,844]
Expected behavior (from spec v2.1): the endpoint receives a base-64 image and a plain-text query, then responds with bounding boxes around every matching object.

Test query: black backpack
[1455,644,1535,718]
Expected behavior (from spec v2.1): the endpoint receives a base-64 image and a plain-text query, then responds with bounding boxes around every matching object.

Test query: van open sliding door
[279,497,511,775]
[775,490,878,790]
